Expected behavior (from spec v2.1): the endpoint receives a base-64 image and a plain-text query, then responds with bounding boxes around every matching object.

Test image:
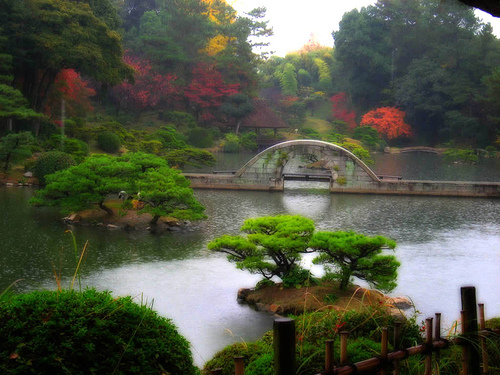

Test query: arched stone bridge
[184,140,500,198]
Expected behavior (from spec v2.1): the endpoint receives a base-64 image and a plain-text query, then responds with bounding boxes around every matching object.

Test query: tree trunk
[99,201,113,216]
[150,215,160,226]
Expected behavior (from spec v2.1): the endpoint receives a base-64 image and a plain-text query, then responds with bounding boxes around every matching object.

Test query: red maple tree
[330,92,357,130]
[183,63,239,119]
[112,54,178,111]
[45,69,96,120]
[360,107,413,140]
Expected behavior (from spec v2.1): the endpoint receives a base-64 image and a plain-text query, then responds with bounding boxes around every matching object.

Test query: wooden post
[461,286,481,375]
[462,310,469,375]
[478,304,488,374]
[234,356,244,375]
[273,318,295,375]
[380,327,388,375]
[211,369,223,375]
[393,322,401,375]
[340,331,349,365]
[325,339,334,374]
[435,313,442,369]
[425,318,433,375]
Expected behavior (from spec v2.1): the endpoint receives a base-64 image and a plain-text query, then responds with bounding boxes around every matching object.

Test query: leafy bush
[245,353,274,375]
[42,135,89,163]
[443,149,479,164]
[33,151,76,185]
[282,268,317,289]
[139,140,163,154]
[222,133,241,153]
[162,111,197,128]
[148,126,187,150]
[188,127,213,148]
[255,279,276,290]
[0,289,198,375]
[97,131,121,153]
[240,132,258,151]
[352,126,379,149]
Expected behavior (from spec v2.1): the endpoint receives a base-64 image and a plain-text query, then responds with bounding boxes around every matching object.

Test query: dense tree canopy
[208,215,315,281]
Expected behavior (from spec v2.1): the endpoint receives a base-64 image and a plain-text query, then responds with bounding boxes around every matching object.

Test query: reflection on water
[1,153,499,365]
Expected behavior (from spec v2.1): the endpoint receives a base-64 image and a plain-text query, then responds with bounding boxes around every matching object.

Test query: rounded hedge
[97,131,121,153]
[0,289,198,375]
[33,151,76,185]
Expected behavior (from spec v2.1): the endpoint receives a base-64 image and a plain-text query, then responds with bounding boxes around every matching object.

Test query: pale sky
[231,0,500,57]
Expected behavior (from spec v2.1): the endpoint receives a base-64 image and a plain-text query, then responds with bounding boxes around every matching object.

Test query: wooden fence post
[435,313,441,369]
[234,356,244,375]
[325,339,334,374]
[340,331,349,366]
[273,318,295,375]
[461,286,481,375]
[380,327,388,375]
[393,322,401,375]
[478,304,488,374]
[425,317,433,375]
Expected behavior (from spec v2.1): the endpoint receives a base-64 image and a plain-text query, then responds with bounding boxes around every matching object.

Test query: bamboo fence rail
[210,286,499,375]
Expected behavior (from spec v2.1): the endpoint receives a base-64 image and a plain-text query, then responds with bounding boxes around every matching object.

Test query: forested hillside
[0,0,499,166]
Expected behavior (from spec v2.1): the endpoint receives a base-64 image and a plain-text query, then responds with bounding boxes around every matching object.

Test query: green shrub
[203,341,271,375]
[149,126,187,150]
[443,149,479,164]
[240,132,258,151]
[255,279,275,290]
[162,111,197,128]
[188,127,213,148]
[0,289,198,375]
[222,133,241,153]
[33,151,76,185]
[97,131,121,153]
[282,268,317,289]
[140,140,163,154]
[245,353,274,375]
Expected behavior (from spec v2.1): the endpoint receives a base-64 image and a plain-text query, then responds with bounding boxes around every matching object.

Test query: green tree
[30,152,205,225]
[134,166,206,225]
[0,131,34,173]
[0,0,133,124]
[30,154,136,215]
[208,215,315,282]
[279,63,298,97]
[310,231,400,292]
[164,147,216,169]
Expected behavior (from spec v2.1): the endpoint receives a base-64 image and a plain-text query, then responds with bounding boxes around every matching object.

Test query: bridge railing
[209,287,498,375]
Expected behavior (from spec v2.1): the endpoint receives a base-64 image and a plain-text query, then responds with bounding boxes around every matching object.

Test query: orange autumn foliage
[360,107,413,140]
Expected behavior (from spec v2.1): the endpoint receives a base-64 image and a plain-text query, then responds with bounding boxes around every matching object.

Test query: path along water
[0,153,499,365]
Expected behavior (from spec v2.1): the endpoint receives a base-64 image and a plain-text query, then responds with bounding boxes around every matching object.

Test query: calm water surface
[0,153,499,365]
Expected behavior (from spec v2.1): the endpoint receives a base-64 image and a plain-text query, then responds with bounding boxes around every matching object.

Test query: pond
[0,152,499,366]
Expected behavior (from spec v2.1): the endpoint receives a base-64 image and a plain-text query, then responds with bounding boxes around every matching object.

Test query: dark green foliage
[205,308,422,375]
[33,151,76,186]
[42,135,89,163]
[97,131,121,153]
[0,289,198,375]
[443,149,479,164]
[148,126,187,150]
[281,268,317,289]
[352,126,379,150]
[162,111,197,128]
[164,148,215,169]
[255,279,275,290]
[188,127,213,148]
[239,132,258,151]
[208,215,315,283]
[0,131,34,172]
[222,133,241,153]
[311,231,400,292]
[203,340,272,375]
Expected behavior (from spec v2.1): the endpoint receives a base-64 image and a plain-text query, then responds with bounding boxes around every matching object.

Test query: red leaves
[113,54,178,111]
[330,92,357,131]
[45,69,96,118]
[184,63,239,109]
[360,107,413,140]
